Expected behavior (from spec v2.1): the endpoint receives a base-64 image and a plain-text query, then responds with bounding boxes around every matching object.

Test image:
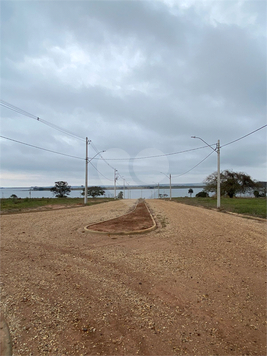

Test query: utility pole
[217,139,220,209]
[191,136,221,209]
[160,172,172,200]
[123,178,125,199]
[114,169,118,199]
[84,139,102,205]
[84,137,89,205]
[169,174,172,200]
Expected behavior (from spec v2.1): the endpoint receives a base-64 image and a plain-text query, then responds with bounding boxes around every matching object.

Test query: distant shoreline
[0,183,206,191]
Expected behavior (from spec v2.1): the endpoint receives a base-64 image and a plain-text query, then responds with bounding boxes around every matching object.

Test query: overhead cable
[0,100,85,142]
[172,150,215,178]
[96,124,266,161]
[102,145,216,161]
[90,142,130,183]
[90,141,117,170]
[172,124,266,180]
[2,100,266,163]
[0,135,85,160]
[221,124,267,148]
[89,161,113,182]
[0,135,115,180]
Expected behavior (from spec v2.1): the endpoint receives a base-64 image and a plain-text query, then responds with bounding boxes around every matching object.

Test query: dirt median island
[0,199,266,355]
[86,200,155,233]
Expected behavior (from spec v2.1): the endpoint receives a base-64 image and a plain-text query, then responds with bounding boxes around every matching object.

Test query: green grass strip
[0,197,114,213]
[172,197,266,219]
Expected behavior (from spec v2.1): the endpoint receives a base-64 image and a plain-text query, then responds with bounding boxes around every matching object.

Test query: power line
[90,140,215,183]
[1,100,37,119]
[90,141,117,170]
[90,141,125,181]
[92,124,266,162]
[2,100,266,162]
[221,124,267,148]
[102,145,216,161]
[0,100,85,142]
[0,135,115,180]
[0,135,85,160]
[172,124,267,180]
[91,141,130,183]
[173,150,215,179]
[89,161,113,182]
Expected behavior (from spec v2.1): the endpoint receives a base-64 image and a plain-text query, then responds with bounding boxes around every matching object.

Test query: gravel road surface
[1,199,266,355]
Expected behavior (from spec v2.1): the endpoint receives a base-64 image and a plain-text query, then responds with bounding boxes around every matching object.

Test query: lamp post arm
[160,172,172,200]
[160,172,170,179]
[88,150,105,163]
[84,147,105,205]
[191,136,221,209]
[191,136,217,152]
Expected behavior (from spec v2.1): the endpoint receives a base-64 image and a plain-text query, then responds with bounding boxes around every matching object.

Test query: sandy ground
[0,199,266,356]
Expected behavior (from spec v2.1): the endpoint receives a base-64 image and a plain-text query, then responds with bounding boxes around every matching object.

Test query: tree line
[50,170,266,200]
[204,170,265,198]
[50,182,105,199]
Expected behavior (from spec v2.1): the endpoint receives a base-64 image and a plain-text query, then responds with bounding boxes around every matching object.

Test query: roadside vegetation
[173,170,266,219]
[0,197,113,213]
[172,197,266,219]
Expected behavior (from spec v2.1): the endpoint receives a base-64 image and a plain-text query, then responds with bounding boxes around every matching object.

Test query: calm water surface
[1,187,204,199]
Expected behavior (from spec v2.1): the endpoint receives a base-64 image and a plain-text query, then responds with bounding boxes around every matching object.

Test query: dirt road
[1,200,266,355]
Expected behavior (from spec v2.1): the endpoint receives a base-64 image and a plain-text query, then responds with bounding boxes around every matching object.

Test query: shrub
[196,191,209,198]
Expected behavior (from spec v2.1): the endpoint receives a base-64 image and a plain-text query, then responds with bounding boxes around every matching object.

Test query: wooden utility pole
[84,137,89,205]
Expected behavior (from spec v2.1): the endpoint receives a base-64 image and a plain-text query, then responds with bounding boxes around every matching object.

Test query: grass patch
[157,214,168,228]
[172,197,266,219]
[0,197,114,213]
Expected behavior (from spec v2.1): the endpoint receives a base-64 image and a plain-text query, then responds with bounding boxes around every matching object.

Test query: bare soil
[86,201,154,233]
[0,199,266,356]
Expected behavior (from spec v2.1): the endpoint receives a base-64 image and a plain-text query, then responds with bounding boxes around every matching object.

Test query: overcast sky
[1,0,266,188]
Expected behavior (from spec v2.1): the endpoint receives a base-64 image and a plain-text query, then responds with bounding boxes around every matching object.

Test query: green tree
[188,188,194,197]
[204,170,256,198]
[159,193,168,198]
[82,186,105,199]
[9,194,19,203]
[254,182,267,198]
[196,191,209,198]
[10,194,18,199]
[50,181,71,198]
[117,191,123,199]
[254,190,260,198]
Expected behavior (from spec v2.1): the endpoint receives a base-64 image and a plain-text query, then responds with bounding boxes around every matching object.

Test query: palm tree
[188,188,193,197]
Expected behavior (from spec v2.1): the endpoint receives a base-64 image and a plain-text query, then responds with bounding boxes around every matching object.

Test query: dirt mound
[85,200,155,233]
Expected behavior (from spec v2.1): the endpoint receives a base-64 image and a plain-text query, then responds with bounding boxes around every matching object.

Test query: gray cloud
[1,0,266,187]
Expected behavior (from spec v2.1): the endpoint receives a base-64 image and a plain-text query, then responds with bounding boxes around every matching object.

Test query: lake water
[0,186,204,200]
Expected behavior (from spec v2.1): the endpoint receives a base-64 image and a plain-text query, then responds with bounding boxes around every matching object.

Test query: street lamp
[191,136,221,208]
[84,142,105,205]
[152,182,160,199]
[161,172,172,200]
[114,169,118,199]
[127,182,131,199]
[121,176,126,199]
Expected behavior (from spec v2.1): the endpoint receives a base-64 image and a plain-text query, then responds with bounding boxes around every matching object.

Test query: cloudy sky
[1,0,266,188]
